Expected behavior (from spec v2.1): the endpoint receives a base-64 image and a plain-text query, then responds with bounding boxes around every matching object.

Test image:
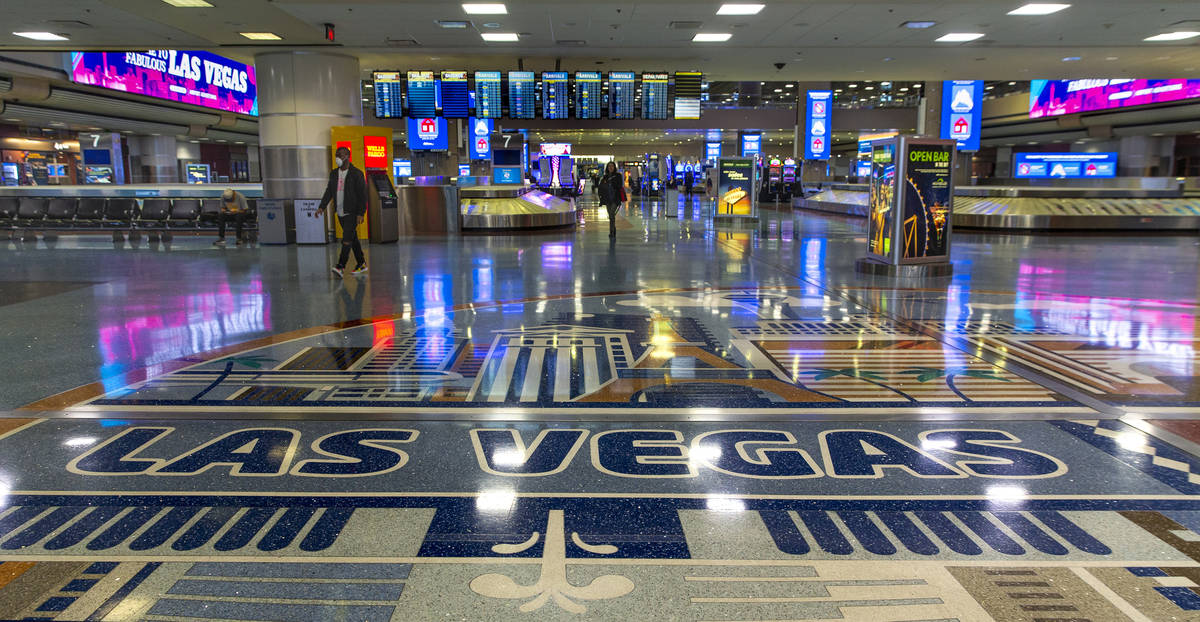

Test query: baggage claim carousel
[459,185,577,230]
[794,183,1200,231]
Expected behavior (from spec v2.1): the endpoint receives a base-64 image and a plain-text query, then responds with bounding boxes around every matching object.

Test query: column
[255,51,361,199]
[128,135,179,183]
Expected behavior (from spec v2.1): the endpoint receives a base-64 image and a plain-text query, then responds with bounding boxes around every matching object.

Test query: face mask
[335,157,345,167]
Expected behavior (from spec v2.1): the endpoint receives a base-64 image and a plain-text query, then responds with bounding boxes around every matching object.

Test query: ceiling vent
[48,20,92,28]
[385,38,420,47]
[556,39,587,46]
[669,21,704,30]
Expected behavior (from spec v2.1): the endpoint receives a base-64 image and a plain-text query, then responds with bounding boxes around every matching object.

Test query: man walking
[316,146,367,277]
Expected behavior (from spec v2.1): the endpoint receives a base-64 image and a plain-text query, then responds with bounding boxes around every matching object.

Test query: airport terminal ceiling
[1,0,1199,80]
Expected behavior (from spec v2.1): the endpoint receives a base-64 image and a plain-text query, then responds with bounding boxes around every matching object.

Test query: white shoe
[330,266,344,278]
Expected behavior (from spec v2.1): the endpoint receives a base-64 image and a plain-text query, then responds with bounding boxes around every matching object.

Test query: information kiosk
[857,136,955,277]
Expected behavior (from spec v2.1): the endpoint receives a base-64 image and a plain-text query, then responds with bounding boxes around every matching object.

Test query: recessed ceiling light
[1061,56,1080,62]
[240,32,281,40]
[437,20,470,29]
[1145,31,1200,42]
[463,3,506,14]
[1008,81,1017,85]
[13,31,68,41]
[903,21,937,29]
[936,32,984,42]
[864,86,874,90]
[161,0,213,6]
[1008,3,1070,15]
[693,33,733,42]
[481,32,518,41]
[848,83,857,87]
[717,3,765,15]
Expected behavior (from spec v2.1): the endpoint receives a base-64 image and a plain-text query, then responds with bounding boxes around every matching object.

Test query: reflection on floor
[3,195,1200,620]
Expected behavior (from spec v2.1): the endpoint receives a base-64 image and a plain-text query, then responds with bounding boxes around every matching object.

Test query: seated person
[213,188,249,246]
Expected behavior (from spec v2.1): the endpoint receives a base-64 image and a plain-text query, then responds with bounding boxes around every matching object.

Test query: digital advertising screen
[740,133,761,157]
[674,71,703,120]
[474,71,502,118]
[406,70,437,118]
[574,72,602,119]
[469,117,494,160]
[805,90,832,160]
[493,167,522,185]
[440,71,470,118]
[541,71,569,120]
[407,117,448,151]
[507,71,536,119]
[717,158,754,216]
[1030,79,1200,118]
[393,159,412,178]
[609,72,636,120]
[705,141,722,160]
[868,143,896,259]
[372,71,403,119]
[901,142,953,260]
[70,50,257,116]
[642,72,669,120]
[940,80,983,151]
[1014,152,1118,178]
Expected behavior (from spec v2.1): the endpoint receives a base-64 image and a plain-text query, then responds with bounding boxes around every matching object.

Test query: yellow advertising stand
[329,126,394,241]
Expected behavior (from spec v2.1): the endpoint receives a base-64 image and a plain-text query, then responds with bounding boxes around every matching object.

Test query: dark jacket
[319,164,367,217]
[599,171,623,207]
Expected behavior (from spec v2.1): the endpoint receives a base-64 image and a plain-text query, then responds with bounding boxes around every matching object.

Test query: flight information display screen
[440,71,470,118]
[642,72,669,120]
[609,71,636,120]
[474,71,502,118]
[508,71,536,119]
[406,70,437,118]
[372,71,403,118]
[575,71,601,119]
[541,71,569,119]
[674,71,703,119]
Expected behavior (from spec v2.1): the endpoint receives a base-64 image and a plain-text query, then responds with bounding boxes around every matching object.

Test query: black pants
[217,211,245,239]
[604,202,620,231]
[337,213,365,269]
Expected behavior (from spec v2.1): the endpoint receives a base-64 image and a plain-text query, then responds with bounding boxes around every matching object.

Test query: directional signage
[805,91,832,160]
[469,117,493,160]
[940,80,983,152]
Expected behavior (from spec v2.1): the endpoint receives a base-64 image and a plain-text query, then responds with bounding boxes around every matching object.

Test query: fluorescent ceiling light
[240,32,282,40]
[481,32,519,41]
[463,3,507,14]
[935,32,984,42]
[1145,31,1200,42]
[437,20,470,28]
[13,31,68,41]
[903,21,936,29]
[162,0,213,6]
[717,3,765,15]
[693,33,732,42]
[1007,3,1070,15]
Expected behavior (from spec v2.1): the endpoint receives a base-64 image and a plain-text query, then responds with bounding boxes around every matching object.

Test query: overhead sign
[1030,79,1200,118]
[70,51,257,116]
[407,117,448,151]
[940,80,982,152]
[740,134,761,157]
[469,117,493,160]
[1014,152,1118,178]
[705,141,722,160]
[805,91,832,160]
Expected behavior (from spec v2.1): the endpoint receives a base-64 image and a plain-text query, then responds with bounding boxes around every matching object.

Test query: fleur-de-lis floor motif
[470,510,635,614]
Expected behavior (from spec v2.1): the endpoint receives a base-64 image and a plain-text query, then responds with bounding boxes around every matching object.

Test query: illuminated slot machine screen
[609,71,636,120]
[641,72,669,120]
[440,71,470,118]
[406,70,437,119]
[574,71,601,119]
[541,71,569,119]
[372,71,403,119]
[508,71,536,119]
[474,71,502,118]
[674,71,703,120]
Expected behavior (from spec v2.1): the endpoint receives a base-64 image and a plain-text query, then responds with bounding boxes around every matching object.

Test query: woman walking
[598,161,625,238]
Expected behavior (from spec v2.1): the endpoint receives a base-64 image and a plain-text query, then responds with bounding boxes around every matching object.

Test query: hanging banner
[805,91,832,160]
[940,80,983,152]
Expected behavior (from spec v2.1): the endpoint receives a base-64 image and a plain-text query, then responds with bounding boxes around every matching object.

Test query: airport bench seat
[45,198,78,223]
[136,198,171,230]
[73,198,107,226]
[0,197,17,223]
[15,198,48,227]
[168,199,201,227]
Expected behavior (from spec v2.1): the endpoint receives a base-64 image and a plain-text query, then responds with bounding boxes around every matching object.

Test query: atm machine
[366,169,399,243]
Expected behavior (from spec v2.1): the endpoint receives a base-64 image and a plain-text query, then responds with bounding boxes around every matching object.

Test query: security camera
[774,62,786,71]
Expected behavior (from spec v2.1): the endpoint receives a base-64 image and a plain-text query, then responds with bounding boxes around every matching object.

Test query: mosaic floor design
[59,289,1090,415]
[2,417,1200,619]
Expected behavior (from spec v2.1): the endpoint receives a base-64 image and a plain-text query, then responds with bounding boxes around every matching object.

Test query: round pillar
[255,51,361,199]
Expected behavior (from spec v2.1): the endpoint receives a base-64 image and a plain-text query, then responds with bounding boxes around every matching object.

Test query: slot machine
[782,158,798,200]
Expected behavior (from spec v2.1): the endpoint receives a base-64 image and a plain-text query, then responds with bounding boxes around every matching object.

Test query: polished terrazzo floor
[2,195,1200,620]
